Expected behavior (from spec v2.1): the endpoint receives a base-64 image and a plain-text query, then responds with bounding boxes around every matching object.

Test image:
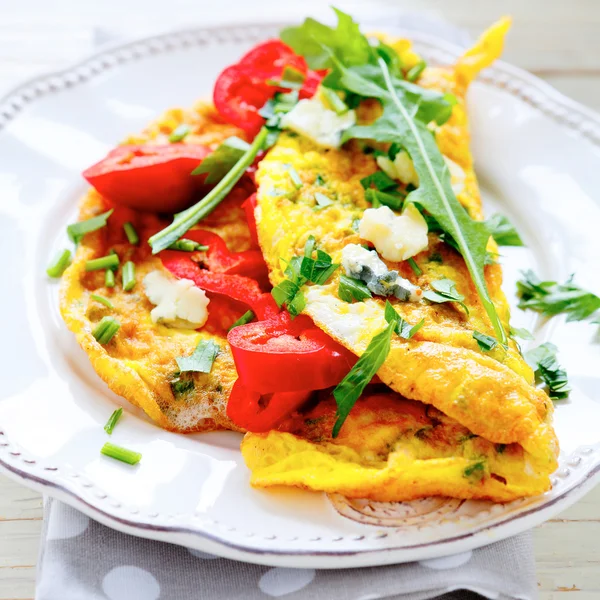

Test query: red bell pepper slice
[160,246,278,320]
[213,40,325,135]
[242,193,259,247]
[83,144,210,213]
[226,380,313,432]
[227,314,357,395]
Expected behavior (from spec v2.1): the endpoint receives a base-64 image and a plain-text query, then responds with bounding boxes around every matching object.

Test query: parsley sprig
[524,342,570,400]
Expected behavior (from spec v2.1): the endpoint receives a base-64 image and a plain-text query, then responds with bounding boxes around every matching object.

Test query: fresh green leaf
[364,188,404,210]
[510,326,534,341]
[149,128,268,253]
[473,330,498,352]
[360,170,398,192]
[406,60,426,82]
[338,274,372,302]
[104,408,123,435]
[259,90,299,128]
[517,270,600,322]
[384,301,424,339]
[525,342,570,400]
[67,209,113,244]
[486,213,524,247]
[423,279,469,314]
[176,339,220,373]
[191,136,250,183]
[229,310,255,331]
[332,316,396,437]
[169,124,191,143]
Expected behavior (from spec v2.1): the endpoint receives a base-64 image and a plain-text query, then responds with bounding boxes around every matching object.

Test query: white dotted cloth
[36,499,537,600]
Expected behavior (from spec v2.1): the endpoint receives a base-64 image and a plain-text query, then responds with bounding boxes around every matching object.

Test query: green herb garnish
[338,274,372,302]
[266,65,306,90]
[176,339,220,374]
[473,330,498,352]
[463,461,485,480]
[46,249,72,278]
[168,239,209,252]
[104,407,123,435]
[149,128,268,253]
[123,222,139,245]
[510,326,534,341]
[486,213,524,247]
[287,165,303,189]
[320,86,349,115]
[406,60,426,82]
[517,270,600,322]
[407,257,422,276]
[169,124,191,142]
[67,209,113,244]
[92,316,120,344]
[85,254,120,272]
[314,192,334,209]
[91,294,114,309]
[100,442,141,465]
[524,342,570,400]
[384,301,425,339]
[122,261,136,291]
[105,269,115,288]
[170,373,195,398]
[423,279,469,313]
[228,310,255,331]
[332,308,398,437]
[191,136,250,183]
[364,188,404,210]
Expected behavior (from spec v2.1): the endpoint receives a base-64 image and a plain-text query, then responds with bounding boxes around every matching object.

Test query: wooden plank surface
[0,0,598,598]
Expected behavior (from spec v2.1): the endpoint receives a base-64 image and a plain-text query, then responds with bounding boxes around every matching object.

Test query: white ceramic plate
[1,21,599,569]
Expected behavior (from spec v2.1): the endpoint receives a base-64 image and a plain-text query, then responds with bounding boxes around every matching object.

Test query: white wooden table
[1,1,599,598]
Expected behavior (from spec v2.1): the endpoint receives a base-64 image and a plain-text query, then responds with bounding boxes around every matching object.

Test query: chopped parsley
[524,342,570,400]
[338,274,372,303]
[463,461,485,480]
[176,339,220,374]
[423,279,469,314]
[170,373,195,399]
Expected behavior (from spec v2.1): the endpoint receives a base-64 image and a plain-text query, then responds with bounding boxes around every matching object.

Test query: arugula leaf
[524,342,570,400]
[406,60,426,82]
[332,312,397,437]
[67,209,113,244]
[176,339,220,373]
[191,136,250,184]
[364,188,404,210]
[360,170,398,192]
[517,270,600,322]
[486,213,524,247]
[338,274,372,302]
[423,279,469,313]
[473,330,498,352]
[384,301,424,339]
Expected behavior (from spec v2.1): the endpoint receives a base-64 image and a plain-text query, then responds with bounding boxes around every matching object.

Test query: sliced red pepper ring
[242,193,259,247]
[227,314,357,395]
[160,247,278,320]
[226,380,313,432]
[83,144,211,213]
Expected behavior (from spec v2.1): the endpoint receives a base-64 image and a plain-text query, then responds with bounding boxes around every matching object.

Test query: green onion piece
[104,407,123,435]
[406,61,426,82]
[266,66,306,90]
[149,127,268,254]
[86,254,120,272]
[229,310,255,331]
[473,330,498,352]
[100,442,141,465]
[168,239,209,252]
[314,192,334,209]
[287,166,303,189]
[92,316,120,344]
[169,124,191,143]
[122,261,136,292]
[46,249,72,278]
[105,269,116,288]
[123,222,139,245]
[321,86,349,115]
[91,294,114,309]
[67,209,113,244]
[407,257,422,277]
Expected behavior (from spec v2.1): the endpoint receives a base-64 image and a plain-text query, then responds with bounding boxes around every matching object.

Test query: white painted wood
[0,0,598,597]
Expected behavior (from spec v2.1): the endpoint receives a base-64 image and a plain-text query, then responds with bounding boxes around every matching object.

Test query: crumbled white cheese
[143,270,209,329]
[280,96,356,149]
[358,204,429,263]
[341,243,421,302]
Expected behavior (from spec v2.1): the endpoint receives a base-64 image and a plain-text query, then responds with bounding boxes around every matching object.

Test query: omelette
[56,11,559,504]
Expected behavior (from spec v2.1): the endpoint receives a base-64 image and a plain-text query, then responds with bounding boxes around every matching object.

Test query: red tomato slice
[227,315,357,395]
[82,144,210,213]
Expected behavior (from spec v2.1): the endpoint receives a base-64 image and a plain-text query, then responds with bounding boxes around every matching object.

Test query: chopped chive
[105,269,116,288]
[406,61,426,82]
[168,239,209,252]
[122,261,136,291]
[169,124,191,143]
[46,249,72,278]
[104,407,123,434]
[407,257,422,276]
[91,294,114,309]
[314,192,334,209]
[321,87,349,115]
[229,310,255,331]
[123,222,139,245]
[67,209,113,244]
[100,442,141,465]
[92,316,120,344]
[86,254,119,272]
[287,166,303,189]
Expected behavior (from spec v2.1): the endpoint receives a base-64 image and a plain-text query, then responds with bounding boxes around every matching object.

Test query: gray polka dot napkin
[36,499,537,599]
